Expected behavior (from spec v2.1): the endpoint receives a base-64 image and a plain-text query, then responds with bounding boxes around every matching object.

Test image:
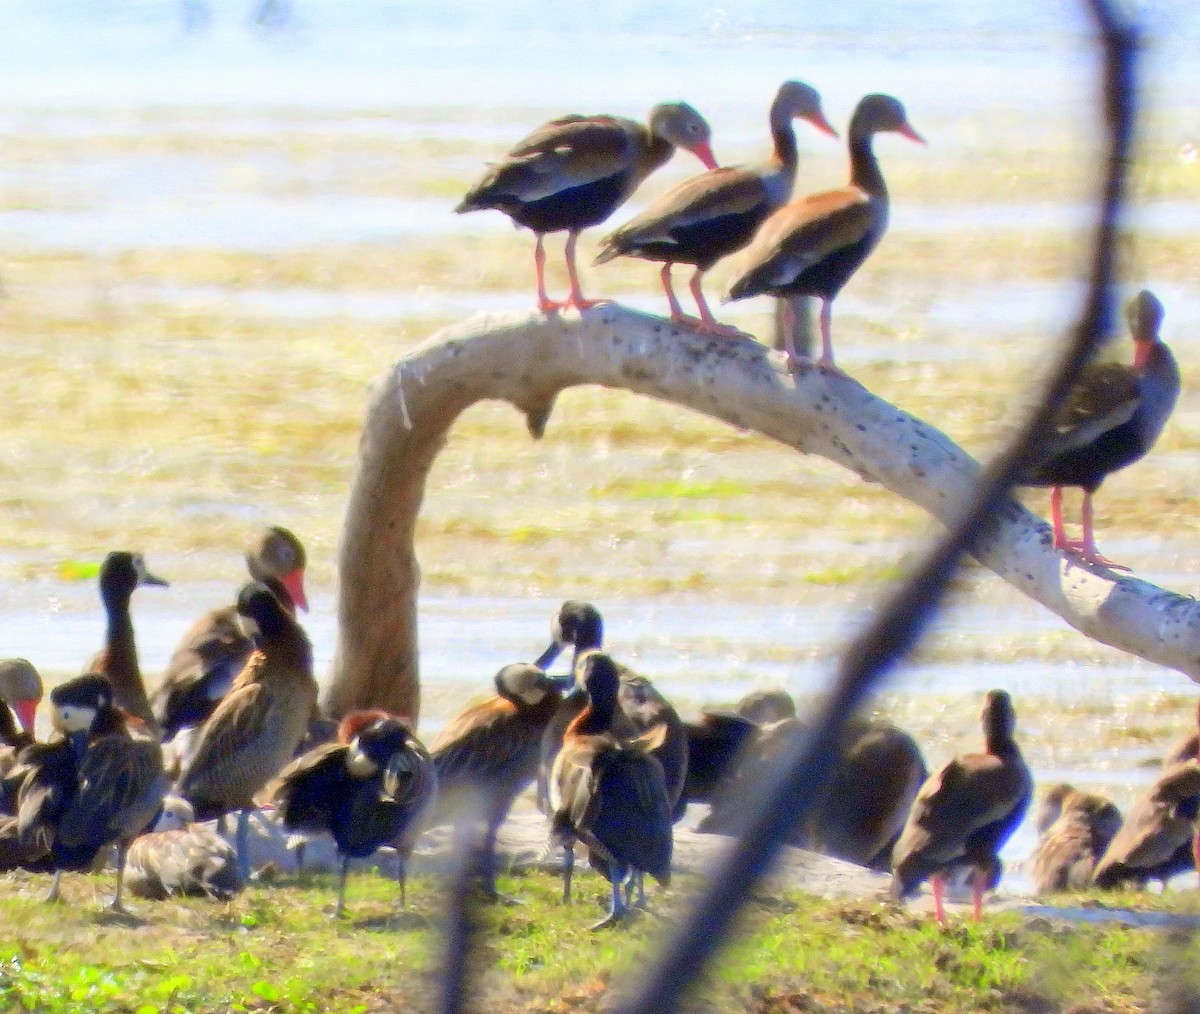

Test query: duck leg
[110,843,130,913]
[396,853,407,910]
[591,868,629,930]
[564,231,610,311]
[1049,487,1071,550]
[780,300,809,371]
[334,854,350,919]
[660,264,692,323]
[816,298,842,374]
[235,808,252,882]
[44,869,62,904]
[534,235,564,313]
[931,873,947,927]
[689,269,743,338]
[970,868,986,923]
[1077,492,1130,571]
[561,838,574,904]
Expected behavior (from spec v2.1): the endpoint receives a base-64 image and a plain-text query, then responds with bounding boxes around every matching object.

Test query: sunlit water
[0,0,1198,898]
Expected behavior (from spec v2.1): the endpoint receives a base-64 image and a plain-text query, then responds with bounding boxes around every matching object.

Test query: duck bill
[547,672,578,692]
[13,698,38,735]
[142,571,170,588]
[690,140,719,170]
[898,122,927,145]
[382,755,413,803]
[808,111,839,139]
[279,567,309,613]
[534,640,565,670]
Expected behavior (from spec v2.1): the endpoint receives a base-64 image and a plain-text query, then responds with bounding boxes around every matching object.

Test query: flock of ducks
[0,81,1189,933]
[0,562,1197,928]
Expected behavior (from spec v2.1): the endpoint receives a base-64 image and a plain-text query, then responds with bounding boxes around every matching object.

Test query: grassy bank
[0,866,1197,1013]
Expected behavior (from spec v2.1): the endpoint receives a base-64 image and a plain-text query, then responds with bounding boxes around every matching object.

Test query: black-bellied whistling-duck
[431,663,568,899]
[153,526,308,743]
[595,81,835,336]
[456,103,718,313]
[725,93,924,372]
[16,673,168,910]
[891,689,1031,924]
[1024,290,1180,570]
[1030,783,1122,894]
[549,652,672,929]
[1,659,42,813]
[534,601,688,821]
[1093,761,1200,889]
[85,551,169,731]
[176,581,318,881]
[272,710,436,917]
[697,711,925,872]
[124,796,244,900]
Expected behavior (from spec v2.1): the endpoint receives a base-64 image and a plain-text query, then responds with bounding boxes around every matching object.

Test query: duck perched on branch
[726,93,924,372]
[457,102,717,313]
[596,80,835,336]
[1023,289,1179,569]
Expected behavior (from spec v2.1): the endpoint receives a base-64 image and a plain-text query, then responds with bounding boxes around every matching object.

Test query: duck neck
[848,133,886,198]
[572,696,616,736]
[103,588,139,680]
[768,103,799,173]
[0,704,23,748]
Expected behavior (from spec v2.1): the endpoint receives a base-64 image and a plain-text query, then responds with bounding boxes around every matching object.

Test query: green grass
[2,867,1200,1013]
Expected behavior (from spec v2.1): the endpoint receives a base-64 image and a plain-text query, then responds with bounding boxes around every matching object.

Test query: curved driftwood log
[325,304,1200,721]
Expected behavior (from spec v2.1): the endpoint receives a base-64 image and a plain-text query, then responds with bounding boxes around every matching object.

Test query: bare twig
[609,2,1139,1011]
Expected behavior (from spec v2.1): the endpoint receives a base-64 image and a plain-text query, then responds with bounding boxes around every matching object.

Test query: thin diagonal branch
[608,2,1139,1010]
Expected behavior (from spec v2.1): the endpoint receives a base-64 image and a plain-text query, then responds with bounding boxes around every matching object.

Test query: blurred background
[0,0,1198,891]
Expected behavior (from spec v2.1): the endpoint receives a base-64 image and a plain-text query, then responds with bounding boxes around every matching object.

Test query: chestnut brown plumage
[891,690,1031,924]
[153,526,308,743]
[176,581,318,881]
[596,81,835,335]
[725,94,925,371]
[124,796,244,900]
[1031,784,1122,894]
[457,103,717,312]
[273,712,436,917]
[534,602,688,821]
[549,652,672,929]
[85,552,169,730]
[431,663,566,899]
[16,673,168,910]
[1093,761,1200,889]
[1024,290,1180,569]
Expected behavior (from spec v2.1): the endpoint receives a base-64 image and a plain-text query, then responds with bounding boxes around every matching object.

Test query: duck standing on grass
[456,102,718,313]
[176,581,318,881]
[153,525,308,743]
[124,796,244,900]
[1031,784,1122,894]
[1092,759,1200,889]
[549,652,672,929]
[272,710,436,917]
[890,689,1031,924]
[430,663,568,900]
[724,93,925,372]
[535,601,688,822]
[595,80,836,336]
[86,551,169,731]
[16,673,168,910]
